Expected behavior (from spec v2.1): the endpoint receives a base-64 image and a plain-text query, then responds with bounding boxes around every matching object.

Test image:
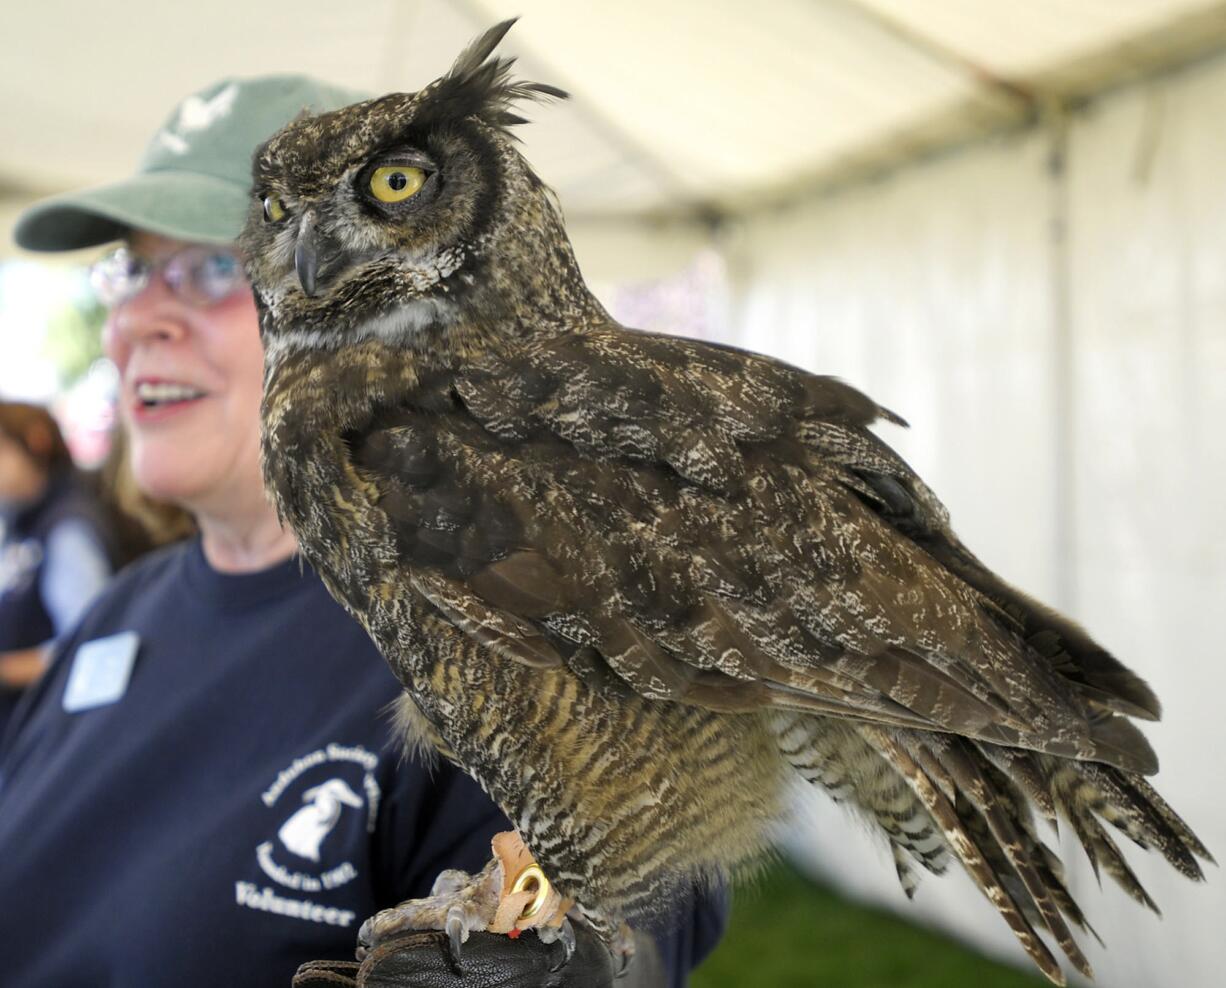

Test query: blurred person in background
[0,400,115,738]
[0,75,721,987]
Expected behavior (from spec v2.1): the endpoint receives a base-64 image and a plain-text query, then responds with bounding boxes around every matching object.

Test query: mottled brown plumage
[242,21,1211,984]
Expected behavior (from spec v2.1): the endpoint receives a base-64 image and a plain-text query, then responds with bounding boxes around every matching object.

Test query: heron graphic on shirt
[277,778,364,862]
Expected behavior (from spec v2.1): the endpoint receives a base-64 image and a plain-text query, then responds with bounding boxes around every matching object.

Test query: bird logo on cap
[155,82,240,155]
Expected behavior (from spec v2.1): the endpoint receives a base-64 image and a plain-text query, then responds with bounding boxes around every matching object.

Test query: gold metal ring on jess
[510,863,551,921]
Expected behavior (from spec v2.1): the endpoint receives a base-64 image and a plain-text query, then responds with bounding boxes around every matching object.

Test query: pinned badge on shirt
[62,631,140,712]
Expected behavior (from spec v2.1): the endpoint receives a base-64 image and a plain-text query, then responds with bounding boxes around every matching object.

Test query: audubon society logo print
[234,743,381,928]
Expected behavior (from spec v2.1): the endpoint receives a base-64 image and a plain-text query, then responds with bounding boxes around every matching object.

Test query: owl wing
[348,325,1157,774]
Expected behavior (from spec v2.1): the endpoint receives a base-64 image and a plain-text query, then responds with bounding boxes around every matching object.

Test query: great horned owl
[242,21,1210,984]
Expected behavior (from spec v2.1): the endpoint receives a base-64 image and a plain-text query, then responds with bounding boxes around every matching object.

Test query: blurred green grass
[691,863,1049,988]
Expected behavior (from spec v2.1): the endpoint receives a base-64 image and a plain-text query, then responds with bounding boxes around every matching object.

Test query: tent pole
[1044,99,1077,613]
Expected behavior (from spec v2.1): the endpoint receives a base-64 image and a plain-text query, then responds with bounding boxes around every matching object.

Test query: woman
[0,75,721,987]
[0,400,114,737]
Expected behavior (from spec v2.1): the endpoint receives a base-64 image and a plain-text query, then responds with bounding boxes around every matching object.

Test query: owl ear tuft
[417,18,568,135]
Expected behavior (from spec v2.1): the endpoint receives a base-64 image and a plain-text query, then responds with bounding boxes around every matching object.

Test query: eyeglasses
[89,245,247,309]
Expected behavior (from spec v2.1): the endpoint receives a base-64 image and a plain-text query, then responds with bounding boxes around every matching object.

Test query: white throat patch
[354,295,458,345]
[264,296,458,366]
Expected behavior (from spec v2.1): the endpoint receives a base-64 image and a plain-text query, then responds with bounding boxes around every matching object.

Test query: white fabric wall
[719,54,1226,988]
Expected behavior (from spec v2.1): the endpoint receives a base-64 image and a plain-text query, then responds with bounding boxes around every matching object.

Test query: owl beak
[295,213,321,297]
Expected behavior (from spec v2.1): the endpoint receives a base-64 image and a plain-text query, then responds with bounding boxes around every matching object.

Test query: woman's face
[102,232,266,518]
[0,429,47,508]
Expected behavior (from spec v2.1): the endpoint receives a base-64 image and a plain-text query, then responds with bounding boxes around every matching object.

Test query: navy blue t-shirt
[0,538,722,985]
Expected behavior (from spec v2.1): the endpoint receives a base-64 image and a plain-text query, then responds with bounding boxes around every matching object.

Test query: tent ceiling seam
[830,0,1039,116]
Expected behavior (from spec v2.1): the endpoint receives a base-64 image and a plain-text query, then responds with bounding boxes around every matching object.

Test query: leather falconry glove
[291,927,615,988]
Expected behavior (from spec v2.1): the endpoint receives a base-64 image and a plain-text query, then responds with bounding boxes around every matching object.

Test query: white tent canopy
[732,51,1226,983]
[4,0,1226,241]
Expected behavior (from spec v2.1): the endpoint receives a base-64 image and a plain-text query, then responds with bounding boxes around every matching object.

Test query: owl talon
[352,857,500,962]
[445,909,467,974]
[355,918,373,961]
[612,923,636,980]
[545,917,577,972]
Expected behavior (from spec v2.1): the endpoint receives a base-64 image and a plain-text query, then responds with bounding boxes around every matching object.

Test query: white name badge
[62,631,140,712]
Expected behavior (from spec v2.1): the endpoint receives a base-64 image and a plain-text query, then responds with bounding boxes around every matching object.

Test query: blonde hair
[98,425,196,550]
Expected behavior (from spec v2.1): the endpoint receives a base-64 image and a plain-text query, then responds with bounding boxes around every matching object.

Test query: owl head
[240,20,596,364]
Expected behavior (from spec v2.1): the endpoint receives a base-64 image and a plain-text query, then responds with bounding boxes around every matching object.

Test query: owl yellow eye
[370,166,426,203]
[263,196,287,223]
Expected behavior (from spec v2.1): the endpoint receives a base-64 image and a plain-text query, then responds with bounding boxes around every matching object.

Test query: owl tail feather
[826,723,1213,985]
[780,711,1210,983]
[854,727,1081,985]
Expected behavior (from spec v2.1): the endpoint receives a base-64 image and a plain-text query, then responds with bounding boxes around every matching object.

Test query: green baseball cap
[14,74,368,252]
